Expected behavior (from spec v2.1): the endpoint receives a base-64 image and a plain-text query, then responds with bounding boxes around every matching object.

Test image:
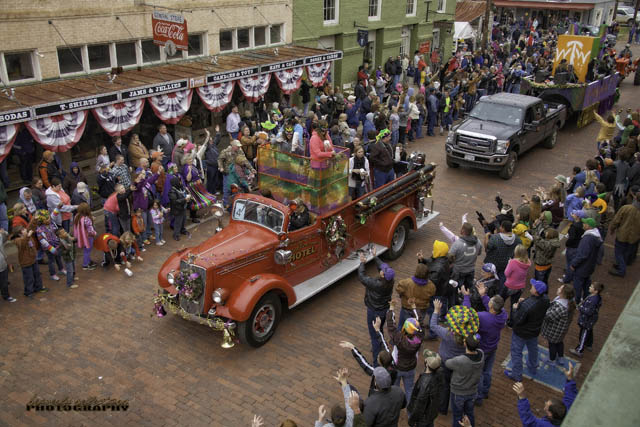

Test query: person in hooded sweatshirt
[419,240,451,320]
[484,220,521,287]
[448,222,482,290]
[387,305,425,404]
[63,162,87,197]
[362,113,376,146]
[445,334,484,427]
[462,285,507,406]
[570,218,603,303]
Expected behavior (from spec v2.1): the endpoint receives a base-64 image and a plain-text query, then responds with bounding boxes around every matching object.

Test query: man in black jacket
[369,129,395,189]
[363,367,406,427]
[108,136,129,167]
[359,249,395,367]
[116,183,134,233]
[204,127,222,195]
[408,350,444,427]
[168,177,190,241]
[505,279,550,382]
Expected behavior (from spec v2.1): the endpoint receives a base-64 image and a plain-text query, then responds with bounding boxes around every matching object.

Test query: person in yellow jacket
[513,211,532,250]
[593,112,616,145]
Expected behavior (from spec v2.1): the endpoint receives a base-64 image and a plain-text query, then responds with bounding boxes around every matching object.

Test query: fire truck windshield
[232,199,284,233]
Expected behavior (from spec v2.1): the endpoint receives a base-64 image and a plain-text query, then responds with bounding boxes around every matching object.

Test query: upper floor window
[368,0,381,21]
[406,0,416,16]
[2,51,38,83]
[324,0,339,24]
[219,25,284,52]
[437,0,446,13]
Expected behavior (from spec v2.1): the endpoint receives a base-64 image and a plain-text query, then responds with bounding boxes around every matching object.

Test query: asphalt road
[2,73,639,427]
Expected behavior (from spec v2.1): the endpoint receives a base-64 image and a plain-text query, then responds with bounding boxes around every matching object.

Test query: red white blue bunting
[92,99,145,136]
[306,62,331,88]
[25,111,88,152]
[196,81,235,112]
[238,74,271,103]
[148,89,193,124]
[274,67,304,95]
[0,123,19,162]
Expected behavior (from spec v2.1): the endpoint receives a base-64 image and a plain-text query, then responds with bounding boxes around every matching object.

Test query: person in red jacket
[94,232,142,271]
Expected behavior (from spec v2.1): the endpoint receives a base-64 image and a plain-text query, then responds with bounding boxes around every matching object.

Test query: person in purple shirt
[512,364,578,427]
[462,281,507,406]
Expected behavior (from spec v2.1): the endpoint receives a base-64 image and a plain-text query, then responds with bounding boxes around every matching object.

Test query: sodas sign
[152,11,188,51]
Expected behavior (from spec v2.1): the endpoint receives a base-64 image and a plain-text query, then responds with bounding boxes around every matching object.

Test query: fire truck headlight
[213,288,229,304]
[167,272,175,285]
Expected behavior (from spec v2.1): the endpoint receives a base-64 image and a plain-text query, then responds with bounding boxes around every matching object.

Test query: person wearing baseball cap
[358,248,395,368]
[505,279,550,382]
[363,367,406,425]
[570,217,603,302]
[407,350,444,426]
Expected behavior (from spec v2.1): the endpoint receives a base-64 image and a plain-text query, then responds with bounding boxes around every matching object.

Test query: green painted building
[292,0,456,90]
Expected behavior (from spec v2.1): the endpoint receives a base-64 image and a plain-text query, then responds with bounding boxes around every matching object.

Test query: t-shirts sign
[152,11,188,51]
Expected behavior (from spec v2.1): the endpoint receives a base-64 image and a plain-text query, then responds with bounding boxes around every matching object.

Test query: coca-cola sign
[152,11,188,51]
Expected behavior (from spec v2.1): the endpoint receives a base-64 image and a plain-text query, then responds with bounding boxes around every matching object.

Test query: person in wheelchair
[288,198,310,231]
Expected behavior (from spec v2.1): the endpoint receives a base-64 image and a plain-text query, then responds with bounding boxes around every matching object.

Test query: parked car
[617,7,640,25]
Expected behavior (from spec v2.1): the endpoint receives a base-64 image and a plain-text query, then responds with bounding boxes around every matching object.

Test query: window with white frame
[368,0,381,20]
[57,35,207,76]
[324,0,339,24]
[2,51,39,83]
[437,0,446,13]
[406,0,416,16]
[218,25,284,52]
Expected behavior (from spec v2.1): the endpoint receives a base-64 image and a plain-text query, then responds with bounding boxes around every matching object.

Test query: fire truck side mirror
[274,249,293,265]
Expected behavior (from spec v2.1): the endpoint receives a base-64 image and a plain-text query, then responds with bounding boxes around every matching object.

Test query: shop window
[270,24,283,44]
[254,26,267,46]
[4,51,35,81]
[141,40,161,63]
[57,47,84,74]
[116,42,137,67]
[88,44,111,70]
[188,33,204,56]
[238,28,250,49]
[368,0,381,20]
[406,0,416,16]
[324,0,338,24]
[220,30,234,51]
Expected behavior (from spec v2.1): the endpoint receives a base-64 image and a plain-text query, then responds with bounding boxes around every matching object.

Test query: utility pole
[483,0,492,50]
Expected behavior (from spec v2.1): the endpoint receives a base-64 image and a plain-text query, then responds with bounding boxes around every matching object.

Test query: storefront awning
[493,0,594,10]
[0,45,342,125]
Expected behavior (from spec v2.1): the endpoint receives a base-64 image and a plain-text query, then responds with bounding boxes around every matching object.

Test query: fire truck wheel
[383,219,410,261]
[238,293,282,347]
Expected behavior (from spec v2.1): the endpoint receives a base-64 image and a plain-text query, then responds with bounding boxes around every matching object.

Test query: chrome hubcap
[392,225,406,252]
[253,304,275,339]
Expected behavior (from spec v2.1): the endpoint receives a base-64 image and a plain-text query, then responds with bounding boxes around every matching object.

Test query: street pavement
[2,78,640,427]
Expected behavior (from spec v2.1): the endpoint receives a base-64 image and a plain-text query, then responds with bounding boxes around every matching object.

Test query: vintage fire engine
[156,146,438,347]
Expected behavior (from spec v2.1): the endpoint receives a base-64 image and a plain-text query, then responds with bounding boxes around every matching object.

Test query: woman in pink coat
[309,120,336,170]
[503,244,531,317]
[73,202,97,270]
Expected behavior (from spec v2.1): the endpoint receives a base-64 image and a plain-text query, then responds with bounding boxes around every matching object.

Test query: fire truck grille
[179,260,206,315]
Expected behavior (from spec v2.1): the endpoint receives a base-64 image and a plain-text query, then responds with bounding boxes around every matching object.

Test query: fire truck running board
[290,211,439,308]
[290,243,388,309]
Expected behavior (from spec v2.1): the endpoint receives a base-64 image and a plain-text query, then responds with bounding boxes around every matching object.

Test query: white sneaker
[59,270,67,275]
[51,275,60,281]
[161,240,166,244]
[156,241,164,246]
[557,277,564,283]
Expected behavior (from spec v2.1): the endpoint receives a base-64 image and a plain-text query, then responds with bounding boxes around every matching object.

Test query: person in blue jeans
[445,334,484,427]
[358,249,395,368]
[505,279,550,382]
[12,226,48,298]
[462,284,507,405]
[387,304,424,404]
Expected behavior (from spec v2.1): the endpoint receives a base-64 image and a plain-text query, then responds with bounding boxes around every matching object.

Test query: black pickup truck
[445,93,567,179]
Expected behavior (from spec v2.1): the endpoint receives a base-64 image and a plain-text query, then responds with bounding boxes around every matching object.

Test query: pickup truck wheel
[237,293,282,347]
[634,70,640,86]
[499,152,517,180]
[446,157,459,168]
[383,219,410,261]
[543,126,558,149]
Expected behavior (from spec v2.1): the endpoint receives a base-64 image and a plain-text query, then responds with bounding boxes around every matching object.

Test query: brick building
[291,0,456,90]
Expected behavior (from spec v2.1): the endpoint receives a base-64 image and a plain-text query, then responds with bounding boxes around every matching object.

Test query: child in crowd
[56,228,78,288]
[35,209,65,281]
[532,213,560,285]
[503,244,531,315]
[570,282,604,358]
[150,200,168,246]
[12,226,47,297]
[132,208,146,252]
[73,202,97,270]
[96,145,110,172]
[541,285,575,367]
[0,229,15,302]
[512,210,532,251]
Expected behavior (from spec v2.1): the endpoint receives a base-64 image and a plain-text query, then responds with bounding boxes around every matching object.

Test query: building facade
[0,0,292,86]
[493,0,617,29]
[292,0,456,90]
